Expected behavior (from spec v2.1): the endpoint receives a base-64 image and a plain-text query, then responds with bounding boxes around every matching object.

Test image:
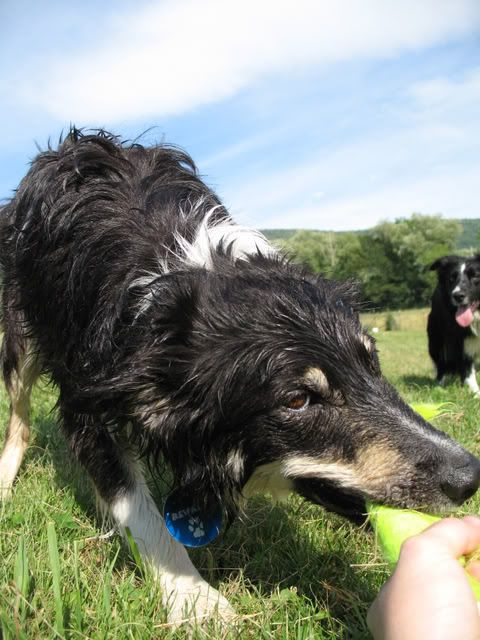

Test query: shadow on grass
[401,374,468,397]
[401,374,438,389]
[27,405,97,517]
[197,498,376,635]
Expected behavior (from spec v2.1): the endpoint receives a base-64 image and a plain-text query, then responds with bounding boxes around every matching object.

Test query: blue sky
[1,0,479,230]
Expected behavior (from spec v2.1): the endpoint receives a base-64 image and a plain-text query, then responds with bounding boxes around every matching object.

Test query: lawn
[1,309,480,639]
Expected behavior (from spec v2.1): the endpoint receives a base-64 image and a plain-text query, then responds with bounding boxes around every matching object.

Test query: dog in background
[1,130,479,624]
[428,255,480,395]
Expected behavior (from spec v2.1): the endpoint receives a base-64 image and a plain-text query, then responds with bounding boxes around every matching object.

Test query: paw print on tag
[188,516,205,539]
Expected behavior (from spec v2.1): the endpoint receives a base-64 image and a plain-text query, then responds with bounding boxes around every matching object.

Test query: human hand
[367,516,480,640]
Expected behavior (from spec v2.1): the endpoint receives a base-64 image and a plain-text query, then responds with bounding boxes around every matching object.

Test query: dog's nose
[453,291,467,305]
[440,456,480,504]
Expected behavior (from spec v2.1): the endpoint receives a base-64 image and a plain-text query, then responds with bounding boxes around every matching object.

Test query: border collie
[428,255,480,395]
[1,131,479,624]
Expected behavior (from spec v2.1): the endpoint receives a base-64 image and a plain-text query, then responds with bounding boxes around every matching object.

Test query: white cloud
[409,69,480,116]
[15,0,480,122]
[199,128,287,169]
[222,87,480,231]
[224,124,464,214]
[260,164,480,230]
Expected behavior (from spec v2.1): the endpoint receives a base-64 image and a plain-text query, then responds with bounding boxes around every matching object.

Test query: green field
[1,310,480,639]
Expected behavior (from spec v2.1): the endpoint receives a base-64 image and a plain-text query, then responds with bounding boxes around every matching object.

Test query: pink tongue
[456,305,474,327]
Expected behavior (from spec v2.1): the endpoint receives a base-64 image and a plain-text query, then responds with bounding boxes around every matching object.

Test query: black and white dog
[428,255,480,395]
[1,130,479,624]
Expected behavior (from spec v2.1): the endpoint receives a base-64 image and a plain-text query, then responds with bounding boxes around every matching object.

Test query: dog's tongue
[456,304,476,327]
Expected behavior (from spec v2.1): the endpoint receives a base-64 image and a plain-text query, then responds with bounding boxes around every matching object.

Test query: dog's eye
[287,393,310,411]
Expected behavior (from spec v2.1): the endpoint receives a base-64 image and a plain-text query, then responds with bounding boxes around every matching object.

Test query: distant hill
[261,229,299,241]
[262,218,480,251]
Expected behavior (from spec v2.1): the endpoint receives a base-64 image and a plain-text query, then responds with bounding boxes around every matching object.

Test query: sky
[1,0,479,231]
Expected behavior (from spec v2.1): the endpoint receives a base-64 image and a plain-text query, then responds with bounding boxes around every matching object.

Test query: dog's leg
[464,364,480,396]
[111,461,235,625]
[0,333,39,499]
[434,358,446,386]
[66,421,235,625]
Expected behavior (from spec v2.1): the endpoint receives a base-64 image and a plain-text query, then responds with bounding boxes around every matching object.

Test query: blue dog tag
[163,490,222,548]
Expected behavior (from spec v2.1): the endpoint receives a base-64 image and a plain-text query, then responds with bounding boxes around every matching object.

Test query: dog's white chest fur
[471,311,480,337]
[465,312,480,359]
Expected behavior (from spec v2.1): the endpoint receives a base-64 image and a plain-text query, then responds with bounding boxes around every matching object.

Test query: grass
[1,309,480,639]
[360,307,430,333]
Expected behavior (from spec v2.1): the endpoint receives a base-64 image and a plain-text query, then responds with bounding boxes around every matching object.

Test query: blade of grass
[71,539,83,634]
[0,610,17,640]
[100,544,121,630]
[124,526,144,577]
[102,569,112,628]
[47,521,65,638]
[13,534,29,626]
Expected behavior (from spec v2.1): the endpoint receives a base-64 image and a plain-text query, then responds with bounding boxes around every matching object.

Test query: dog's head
[132,256,480,523]
[431,254,480,328]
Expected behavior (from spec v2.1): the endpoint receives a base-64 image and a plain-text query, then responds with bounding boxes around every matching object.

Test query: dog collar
[163,490,222,547]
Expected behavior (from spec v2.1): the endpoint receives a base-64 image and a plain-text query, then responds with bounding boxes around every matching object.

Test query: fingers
[402,516,480,560]
[366,596,383,638]
[368,516,480,640]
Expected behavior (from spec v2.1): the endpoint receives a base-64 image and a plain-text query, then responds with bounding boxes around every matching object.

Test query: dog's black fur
[428,254,480,394]
[1,130,479,621]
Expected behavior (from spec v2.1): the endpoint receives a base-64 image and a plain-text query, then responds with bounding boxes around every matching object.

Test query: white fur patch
[109,463,234,624]
[0,422,29,499]
[244,457,365,499]
[465,336,480,358]
[452,262,466,296]
[176,214,275,270]
[464,365,480,395]
[282,456,361,489]
[243,461,293,501]
[226,448,245,481]
[131,206,275,319]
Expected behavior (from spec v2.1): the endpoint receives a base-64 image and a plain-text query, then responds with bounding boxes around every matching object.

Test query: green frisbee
[367,503,480,601]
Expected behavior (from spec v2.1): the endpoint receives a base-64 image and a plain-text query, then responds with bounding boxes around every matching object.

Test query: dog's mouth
[294,478,367,524]
[455,301,479,328]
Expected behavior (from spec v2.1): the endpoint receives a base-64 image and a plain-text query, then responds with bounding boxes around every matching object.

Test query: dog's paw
[0,484,13,501]
[0,468,15,500]
[166,583,236,627]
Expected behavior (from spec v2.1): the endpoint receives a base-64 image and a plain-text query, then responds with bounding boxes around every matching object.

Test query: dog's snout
[440,456,480,504]
[452,291,467,305]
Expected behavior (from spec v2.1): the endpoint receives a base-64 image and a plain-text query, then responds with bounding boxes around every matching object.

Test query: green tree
[282,230,361,278]
[279,215,462,309]
[281,230,336,274]
[357,214,461,308]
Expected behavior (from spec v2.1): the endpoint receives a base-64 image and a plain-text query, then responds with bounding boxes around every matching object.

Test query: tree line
[273,215,466,310]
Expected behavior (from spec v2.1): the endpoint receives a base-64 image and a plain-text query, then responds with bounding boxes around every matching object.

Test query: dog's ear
[130,273,242,520]
[131,271,201,346]
[429,255,460,272]
[429,256,447,271]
